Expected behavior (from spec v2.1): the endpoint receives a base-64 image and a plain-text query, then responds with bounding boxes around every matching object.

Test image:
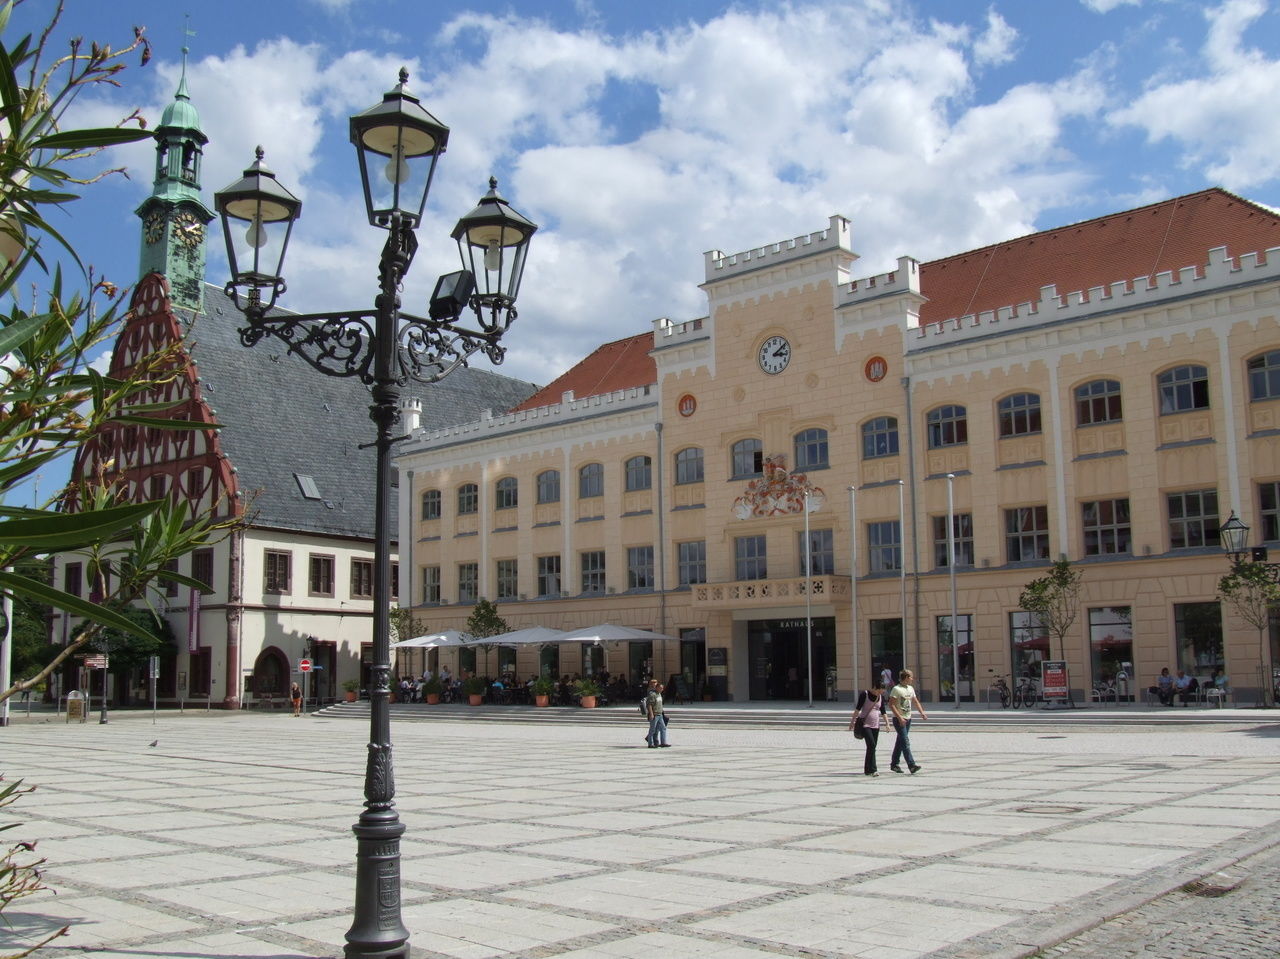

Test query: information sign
[1041,660,1069,700]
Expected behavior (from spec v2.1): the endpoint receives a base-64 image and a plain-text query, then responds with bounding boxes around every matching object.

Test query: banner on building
[187,587,201,654]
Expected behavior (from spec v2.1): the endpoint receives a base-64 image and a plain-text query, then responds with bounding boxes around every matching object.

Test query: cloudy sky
[19,0,1280,388]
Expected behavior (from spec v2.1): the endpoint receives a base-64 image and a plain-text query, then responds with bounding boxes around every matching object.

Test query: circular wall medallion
[677,394,697,417]
[864,355,888,382]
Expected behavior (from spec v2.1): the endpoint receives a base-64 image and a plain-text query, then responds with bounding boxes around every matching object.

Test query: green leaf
[0,570,158,641]
[32,127,153,150]
[0,311,50,355]
[0,501,161,550]
[108,415,213,430]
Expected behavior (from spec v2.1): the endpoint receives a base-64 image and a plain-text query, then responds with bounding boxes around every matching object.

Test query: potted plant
[463,675,487,706]
[341,678,360,703]
[422,674,443,705]
[530,675,555,707]
[574,677,601,708]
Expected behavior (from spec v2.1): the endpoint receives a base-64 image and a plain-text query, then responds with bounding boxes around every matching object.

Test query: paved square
[1,708,1278,958]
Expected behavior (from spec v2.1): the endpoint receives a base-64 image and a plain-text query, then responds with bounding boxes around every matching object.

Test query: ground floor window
[628,641,653,684]
[581,643,604,677]
[1010,611,1047,681]
[1089,606,1133,699]
[459,646,477,676]
[539,645,558,678]
[937,614,974,701]
[1175,602,1223,676]
[869,618,903,689]
[498,645,516,677]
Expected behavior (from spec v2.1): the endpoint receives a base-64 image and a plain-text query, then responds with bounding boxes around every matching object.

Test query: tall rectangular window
[537,555,561,597]
[351,558,374,599]
[458,563,478,604]
[932,514,974,568]
[1175,602,1223,674]
[735,535,767,580]
[798,528,834,575]
[674,448,704,484]
[1261,481,1280,542]
[536,470,560,504]
[421,566,441,605]
[581,550,606,593]
[868,520,901,573]
[1082,499,1131,555]
[308,554,335,597]
[678,541,707,586]
[265,550,291,594]
[64,562,82,598]
[625,456,652,491]
[457,483,479,515]
[391,562,399,602]
[627,545,655,590]
[162,559,180,597]
[1010,611,1047,680]
[1005,506,1050,562]
[1167,489,1218,549]
[496,559,518,600]
[421,489,441,520]
[191,548,214,594]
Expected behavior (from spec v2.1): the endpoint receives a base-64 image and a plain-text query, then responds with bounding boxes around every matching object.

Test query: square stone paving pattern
[1,710,1278,958]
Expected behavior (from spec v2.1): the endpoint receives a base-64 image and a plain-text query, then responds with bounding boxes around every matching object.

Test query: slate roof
[514,188,1280,406]
[179,283,540,539]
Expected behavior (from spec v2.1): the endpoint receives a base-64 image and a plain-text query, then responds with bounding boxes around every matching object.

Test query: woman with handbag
[848,680,886,777]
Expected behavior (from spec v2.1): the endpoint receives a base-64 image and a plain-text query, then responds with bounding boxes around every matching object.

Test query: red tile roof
[511,333,656,412]
[918,188,1280,325]
[513,189,1280,409]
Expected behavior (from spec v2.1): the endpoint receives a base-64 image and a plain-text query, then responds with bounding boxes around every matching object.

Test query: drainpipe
[902,375,922,686]
[655,422,667,638]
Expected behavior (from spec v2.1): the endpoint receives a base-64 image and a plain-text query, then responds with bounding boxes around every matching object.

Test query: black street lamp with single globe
[214,69,536,959]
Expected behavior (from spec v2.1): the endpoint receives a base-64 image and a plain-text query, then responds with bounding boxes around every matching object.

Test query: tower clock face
[757,334,791,375]
[143,211,166,245]
[173,211,205,248]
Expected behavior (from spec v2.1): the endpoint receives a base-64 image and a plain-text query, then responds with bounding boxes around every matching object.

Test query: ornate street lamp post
[1217,511,1280,707]
[214,70,536,959]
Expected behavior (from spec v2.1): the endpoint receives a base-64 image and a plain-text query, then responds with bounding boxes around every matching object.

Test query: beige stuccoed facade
[396,199,1280,706]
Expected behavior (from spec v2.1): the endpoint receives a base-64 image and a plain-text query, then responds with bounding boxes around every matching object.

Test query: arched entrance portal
[253,647,289,698]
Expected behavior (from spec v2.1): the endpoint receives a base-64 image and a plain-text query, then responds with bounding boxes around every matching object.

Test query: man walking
[645,679,669,748]
[889,669,926,774]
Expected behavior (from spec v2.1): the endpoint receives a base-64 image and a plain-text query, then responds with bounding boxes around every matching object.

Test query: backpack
[638,700,648,716]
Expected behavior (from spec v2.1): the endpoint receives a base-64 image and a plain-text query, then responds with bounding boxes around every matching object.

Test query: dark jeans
[891,717,916,768]
[862,727,880,774]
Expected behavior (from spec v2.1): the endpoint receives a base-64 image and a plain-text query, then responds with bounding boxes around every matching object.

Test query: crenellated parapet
[907,244,1280,352]
[653,315,707,343]
[837,255,923,309]
[403,384,658,451]
[703,214,852,285]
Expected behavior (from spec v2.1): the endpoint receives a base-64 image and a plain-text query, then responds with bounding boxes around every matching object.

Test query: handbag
[853,716,866,739]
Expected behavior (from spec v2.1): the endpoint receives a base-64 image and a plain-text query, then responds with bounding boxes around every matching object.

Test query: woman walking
[849,680,886,776]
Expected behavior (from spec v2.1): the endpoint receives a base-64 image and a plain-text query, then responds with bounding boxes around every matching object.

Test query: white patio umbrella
[555,624,677,678]
[484,625,569,646]
[558,624,677,643]
[391,629,472,649]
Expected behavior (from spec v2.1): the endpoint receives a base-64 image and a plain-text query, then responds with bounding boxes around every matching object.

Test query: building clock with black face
[758,334,791,375]
[173,211,205,248]
[143,211,166,245]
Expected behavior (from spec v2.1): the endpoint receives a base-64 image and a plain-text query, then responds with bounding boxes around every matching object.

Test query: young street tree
[1018,558,1083,662]
[0,4,235,704]
[1217,562,1280,706]
[464,598,509,677]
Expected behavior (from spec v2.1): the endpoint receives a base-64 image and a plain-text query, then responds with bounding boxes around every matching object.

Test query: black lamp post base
[345,810,409,958]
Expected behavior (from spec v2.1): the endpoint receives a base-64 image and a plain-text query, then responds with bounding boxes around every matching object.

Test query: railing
[691,574,850,608]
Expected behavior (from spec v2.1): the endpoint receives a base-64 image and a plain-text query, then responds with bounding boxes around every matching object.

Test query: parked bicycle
[1013,676,1038,709]
[989,675,1011,709]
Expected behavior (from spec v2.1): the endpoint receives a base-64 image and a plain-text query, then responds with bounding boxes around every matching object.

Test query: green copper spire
[137,40,214,314]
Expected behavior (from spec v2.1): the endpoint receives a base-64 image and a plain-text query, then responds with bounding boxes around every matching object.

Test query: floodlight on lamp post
[214,70,536,959]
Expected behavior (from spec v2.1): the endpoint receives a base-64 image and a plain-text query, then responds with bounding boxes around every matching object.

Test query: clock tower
[136,60,214,314]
